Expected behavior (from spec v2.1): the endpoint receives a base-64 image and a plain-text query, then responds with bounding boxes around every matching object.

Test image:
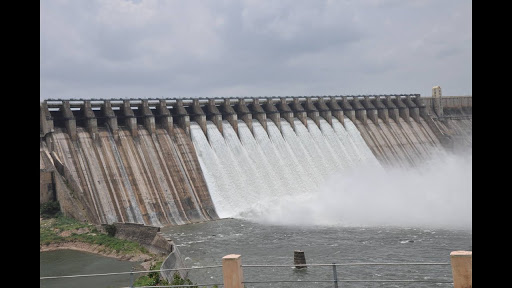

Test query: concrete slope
[354,116,445,167]
[49,126,218,226]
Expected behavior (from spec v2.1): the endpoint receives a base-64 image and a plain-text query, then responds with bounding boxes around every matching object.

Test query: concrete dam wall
[40,95,472,225]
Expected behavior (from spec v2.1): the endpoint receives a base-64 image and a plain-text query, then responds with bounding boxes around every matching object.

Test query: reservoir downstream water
[161,218,472,288]
[40,250,141,288]
[40,218,472,288]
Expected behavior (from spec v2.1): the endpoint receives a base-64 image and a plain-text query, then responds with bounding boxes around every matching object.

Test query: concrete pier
[362,96,378,125]
[40,102,54,137]
[101,101,119,140]
[304,97,320,127]
[315,97,332,125]
[221,99,238,135]
[384,95,399,122]
[60,101,77,141]
[404,95,420,122]
[206,99,223,134]
[80,101,97,139]
[290,98,307,127]
[192,99,207,135]
[156,99,173,135]
[173,99,190,136]
[340,96,356,122]
[276,97,295,130]
[234,99,253,133]
[393,95,410,123]
[412,95,426,116]
[372,96,389,124]
[248,99,267,131]
[327,96,344,125]
[140,99,156,134]
[264,98,281,131]
[351,97,367,125]
[122,100,138,137]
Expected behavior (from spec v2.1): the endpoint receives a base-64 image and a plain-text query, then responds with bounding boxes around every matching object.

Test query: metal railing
[40,260,459,288]
[241,262,453,287]
[40,265,224,287]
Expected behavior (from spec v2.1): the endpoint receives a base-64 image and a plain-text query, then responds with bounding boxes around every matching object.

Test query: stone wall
[100,222,174,257]
[40,171,54,204]
[160,245,188,283]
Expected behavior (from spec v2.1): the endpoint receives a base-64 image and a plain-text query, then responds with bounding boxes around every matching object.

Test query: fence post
[129,267,134,288]
[332,263,339,288]
[450,251,472,288]
[222,254,244,288]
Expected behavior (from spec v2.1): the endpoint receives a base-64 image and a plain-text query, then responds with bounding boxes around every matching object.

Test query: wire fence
[242,262,453,287]
[40,260,454,288]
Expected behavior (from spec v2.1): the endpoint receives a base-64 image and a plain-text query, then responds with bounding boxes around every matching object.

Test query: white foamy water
[264,150,472,229]
[342,118,382,166]
[191,116,472,229]
[191,118,382,221]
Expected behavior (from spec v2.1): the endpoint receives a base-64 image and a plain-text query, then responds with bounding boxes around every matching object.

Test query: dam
[40,94,472,226]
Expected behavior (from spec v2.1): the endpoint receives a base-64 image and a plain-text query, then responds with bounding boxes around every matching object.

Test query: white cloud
[40,0,472,100]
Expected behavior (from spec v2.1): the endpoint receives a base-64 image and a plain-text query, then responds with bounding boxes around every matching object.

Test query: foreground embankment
[40,216,164,269]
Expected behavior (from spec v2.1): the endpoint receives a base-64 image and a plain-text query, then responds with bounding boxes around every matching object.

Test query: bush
[134,262,169,287]
[105,224,117,237]
[40,201,61,218]
[171,272,194,286]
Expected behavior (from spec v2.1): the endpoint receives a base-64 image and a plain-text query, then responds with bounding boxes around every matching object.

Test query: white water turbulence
[259,150,472,230]
[191,117,471,230]
[191,118,377,219]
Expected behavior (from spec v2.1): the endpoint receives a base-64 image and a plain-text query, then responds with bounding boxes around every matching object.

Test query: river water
[40,250,141,288]
[161,218,472,288]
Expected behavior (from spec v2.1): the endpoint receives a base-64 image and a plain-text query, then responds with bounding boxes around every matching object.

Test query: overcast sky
[40,0,472,101]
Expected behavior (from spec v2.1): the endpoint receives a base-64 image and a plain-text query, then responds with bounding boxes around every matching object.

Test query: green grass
[133,261,170,287]
[133,261,215,287]
[40,215,149,255]
[40,215,215,287]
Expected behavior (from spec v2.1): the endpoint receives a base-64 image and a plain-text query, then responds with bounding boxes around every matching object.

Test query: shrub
[105,224,117,237]
[40,201,61,218]
[134,262,170,287]
[171,272,194,286]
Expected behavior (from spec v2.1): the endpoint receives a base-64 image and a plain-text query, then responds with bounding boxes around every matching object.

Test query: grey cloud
[40,0,471,99]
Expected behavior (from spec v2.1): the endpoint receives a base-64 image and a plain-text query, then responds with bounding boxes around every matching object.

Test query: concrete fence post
[450,251,472,288]
[222,254,244,288]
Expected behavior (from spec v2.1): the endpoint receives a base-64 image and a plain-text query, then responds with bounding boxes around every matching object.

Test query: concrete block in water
[294,250,307,269]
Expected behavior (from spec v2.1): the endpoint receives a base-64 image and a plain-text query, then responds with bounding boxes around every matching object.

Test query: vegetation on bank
[133,261,170,286]
[40,215,152,255]
[134,261,218,288]
[40,201,211,287]
[40,201,151,256]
